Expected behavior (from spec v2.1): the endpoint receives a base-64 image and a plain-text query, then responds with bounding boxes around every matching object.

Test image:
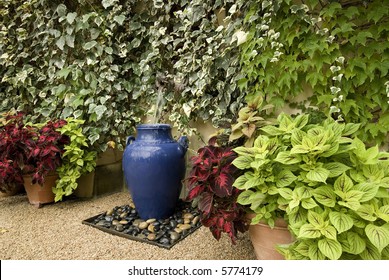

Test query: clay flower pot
[247,214,294,260]
[23,173,58,208]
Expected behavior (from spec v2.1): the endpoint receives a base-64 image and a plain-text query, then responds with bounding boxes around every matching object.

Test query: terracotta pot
[248,215,294,260]
[23,173,57,208]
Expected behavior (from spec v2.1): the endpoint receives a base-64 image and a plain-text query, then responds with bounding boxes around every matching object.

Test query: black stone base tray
[82,200,201,249]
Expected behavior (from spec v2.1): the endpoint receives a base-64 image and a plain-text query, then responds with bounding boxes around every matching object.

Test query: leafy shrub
[233,113,389,259]
[54,118,97,202]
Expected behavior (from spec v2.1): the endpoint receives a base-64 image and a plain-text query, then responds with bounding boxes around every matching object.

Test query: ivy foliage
[0,0,245,151]
[239,0,389,146]
[0,0,146,151]
[1,0,389,151]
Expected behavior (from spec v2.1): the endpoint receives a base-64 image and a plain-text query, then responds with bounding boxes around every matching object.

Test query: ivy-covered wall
[1,0,388,151]
[0,0,243,151]
[238,0,389,146]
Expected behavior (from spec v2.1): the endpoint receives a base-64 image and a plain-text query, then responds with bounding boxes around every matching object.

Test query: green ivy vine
[1,0,389,150]
[0,0,246,151]
[239,0,389,146]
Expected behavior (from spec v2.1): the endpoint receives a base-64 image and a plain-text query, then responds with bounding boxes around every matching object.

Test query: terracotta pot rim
[251,222,290,231]
[246,213,289,228]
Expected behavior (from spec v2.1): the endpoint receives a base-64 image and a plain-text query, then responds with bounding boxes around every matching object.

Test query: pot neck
[136,124,174,142]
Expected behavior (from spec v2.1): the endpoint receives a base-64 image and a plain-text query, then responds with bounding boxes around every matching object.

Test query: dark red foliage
[0,112,69,189]
[185,142,249,244]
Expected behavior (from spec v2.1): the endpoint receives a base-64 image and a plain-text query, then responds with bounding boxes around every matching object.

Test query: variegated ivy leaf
[232,30,248,46]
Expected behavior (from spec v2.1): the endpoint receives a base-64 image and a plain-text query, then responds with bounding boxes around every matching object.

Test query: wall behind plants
[1,0,388,152]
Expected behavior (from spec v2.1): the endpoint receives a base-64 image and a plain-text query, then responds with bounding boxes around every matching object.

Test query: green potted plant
[54,118,97,201]
[232,113,389,259]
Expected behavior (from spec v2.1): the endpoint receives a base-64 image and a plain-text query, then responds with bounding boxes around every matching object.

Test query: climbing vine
[1,0,389,150]
[0,0,245,151]
[239,0,389,146]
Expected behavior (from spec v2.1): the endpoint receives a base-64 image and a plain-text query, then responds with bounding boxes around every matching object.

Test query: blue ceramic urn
[123,124,188,220]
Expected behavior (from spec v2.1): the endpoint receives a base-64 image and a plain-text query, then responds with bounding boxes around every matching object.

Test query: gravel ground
[0,191,256,260]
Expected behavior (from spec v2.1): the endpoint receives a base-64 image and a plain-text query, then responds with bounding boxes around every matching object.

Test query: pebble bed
[84,200,201,249]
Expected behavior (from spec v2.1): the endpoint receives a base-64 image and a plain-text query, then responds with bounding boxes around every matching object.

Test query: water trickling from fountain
[152,89,165,124]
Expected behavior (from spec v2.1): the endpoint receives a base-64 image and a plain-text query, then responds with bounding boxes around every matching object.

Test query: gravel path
[0,191,256,260]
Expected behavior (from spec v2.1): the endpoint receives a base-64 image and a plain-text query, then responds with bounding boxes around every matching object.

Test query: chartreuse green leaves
[318,239,343,260]
[365,224,389,253]
[233,113,389,259]
[339,232,366,255]
[329,212,354,234]
[54,118,96,202]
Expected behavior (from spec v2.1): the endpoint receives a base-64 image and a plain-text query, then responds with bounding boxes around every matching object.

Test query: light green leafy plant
[232,113,389,259]
[54,118,96,202]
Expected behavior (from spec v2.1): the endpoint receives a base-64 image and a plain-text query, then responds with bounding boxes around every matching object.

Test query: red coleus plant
[185,139,249,244]
[0,112,69,189]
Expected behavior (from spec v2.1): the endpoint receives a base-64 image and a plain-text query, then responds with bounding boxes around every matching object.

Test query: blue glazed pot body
[123,124,188,220]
